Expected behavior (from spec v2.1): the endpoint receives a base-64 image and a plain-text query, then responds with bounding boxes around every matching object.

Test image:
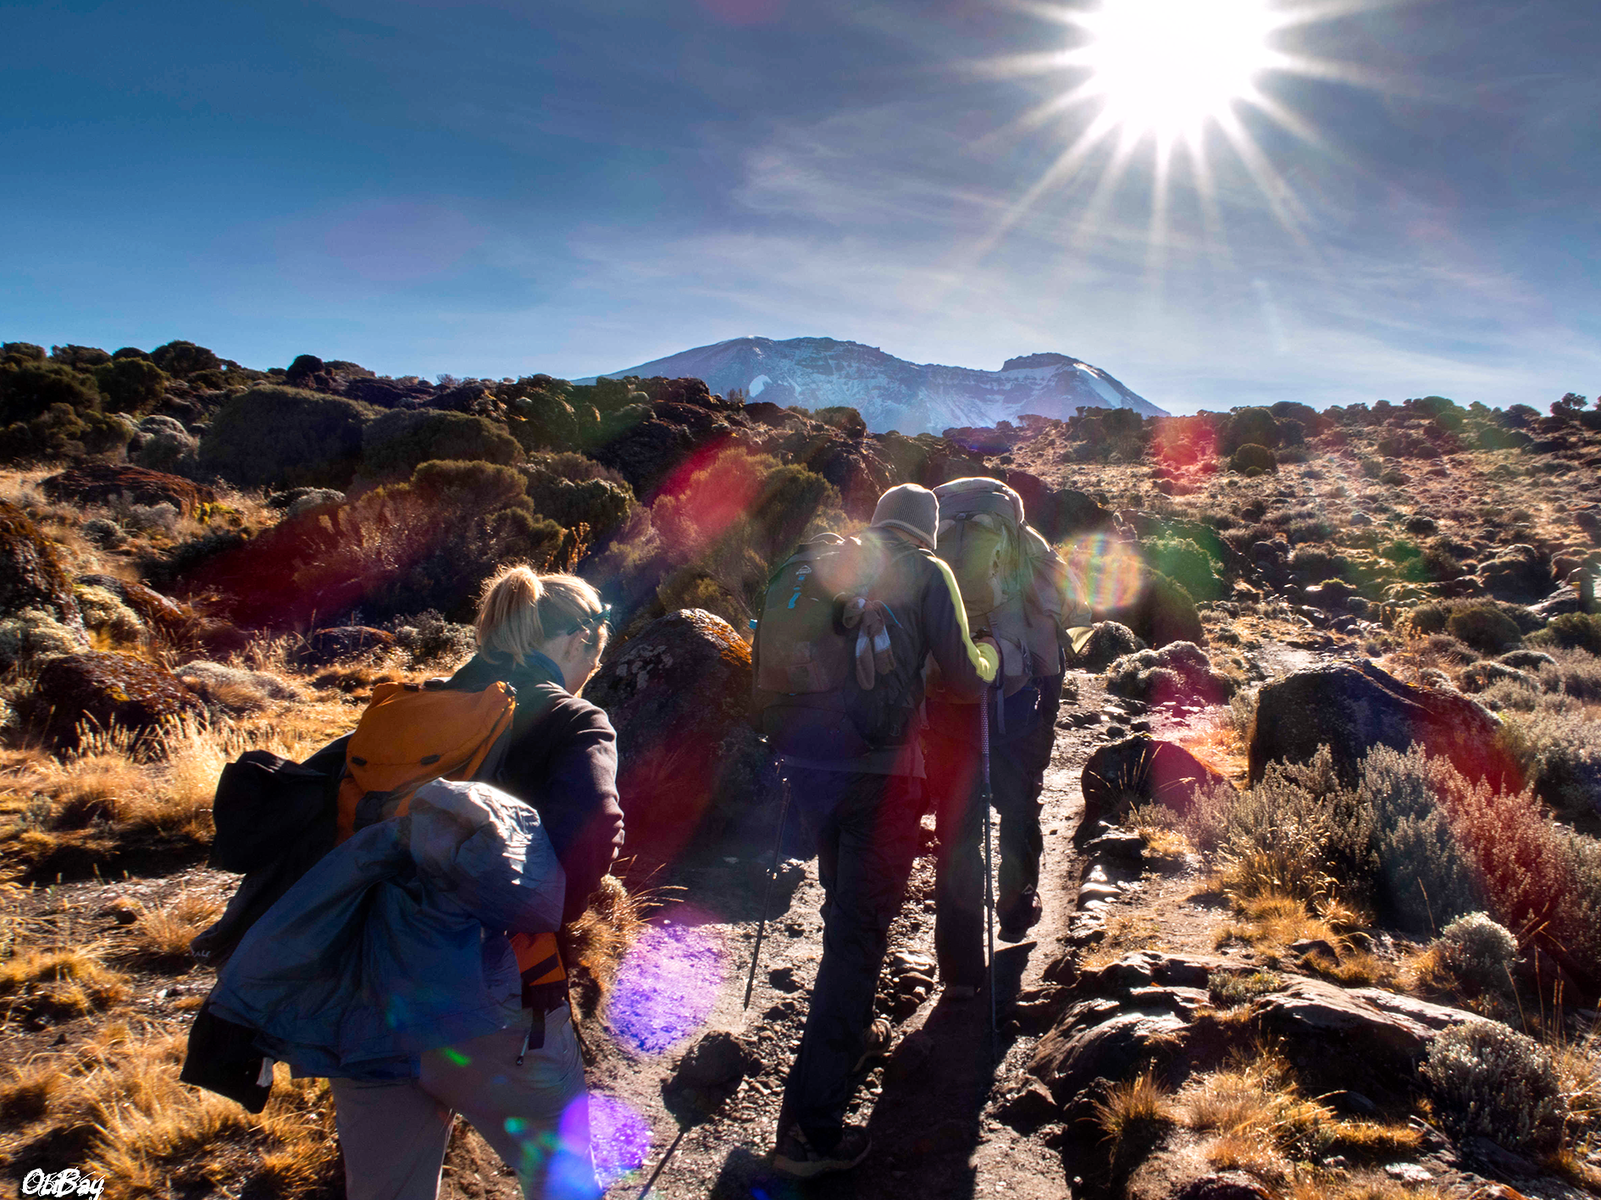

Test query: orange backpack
[334,679,565,1011]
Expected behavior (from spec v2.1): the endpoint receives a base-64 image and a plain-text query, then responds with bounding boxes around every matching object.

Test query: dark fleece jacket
[448,650,625,924]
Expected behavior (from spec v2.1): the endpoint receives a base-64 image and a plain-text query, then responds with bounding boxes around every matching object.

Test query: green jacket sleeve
[922,554,999,699]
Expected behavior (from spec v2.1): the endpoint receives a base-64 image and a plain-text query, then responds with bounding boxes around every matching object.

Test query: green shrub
[813,406,867,437]
[1531,612,1601,655]
[520,453,635,542]
[285,354,324,386]
[1207,970,1285,1008]
[522,450,627,485]
[361,409,523,477]
[149,339,221,377]
[183,462,575,626]
[198,385,373,488]
[392,609,477,666]
[1223,407,1280,452]
[1424,1019,1565,1152]
[1361,744,1601,972]
[93,357,167,414]
[49,344,111,369]
[507,393,580,452]
[1446,603,1524,655]
[1228,443,1277,474]
[2,342,46,363]
[1434,912,1517,994]
[410,459,526,512]
[0,361,101,423]
[0,403,130,462]
[1142,536,1225,601]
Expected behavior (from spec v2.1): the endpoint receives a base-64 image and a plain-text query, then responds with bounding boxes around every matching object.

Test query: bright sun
[1072,0,1278,141]
[967,0,1376,260]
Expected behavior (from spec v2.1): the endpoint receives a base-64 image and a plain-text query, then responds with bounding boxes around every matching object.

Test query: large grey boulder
[1247,661,1515,791]
[586,608,776,862]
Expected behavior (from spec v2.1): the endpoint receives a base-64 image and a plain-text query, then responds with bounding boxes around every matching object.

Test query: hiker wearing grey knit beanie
[869,483,939,549]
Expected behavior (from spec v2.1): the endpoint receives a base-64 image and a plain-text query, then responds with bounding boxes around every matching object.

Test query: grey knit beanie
[870,483,939,548]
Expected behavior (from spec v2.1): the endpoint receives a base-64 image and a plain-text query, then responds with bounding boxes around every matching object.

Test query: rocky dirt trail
[567,665,1187,1200]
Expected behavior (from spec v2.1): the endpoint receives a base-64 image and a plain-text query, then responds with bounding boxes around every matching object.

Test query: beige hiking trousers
[330,1002,596,1200]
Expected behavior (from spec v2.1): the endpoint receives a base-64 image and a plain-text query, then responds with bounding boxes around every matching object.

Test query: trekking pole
[636,1125,687,1200]
[981,682,998,1063]
[743,768,794,1010]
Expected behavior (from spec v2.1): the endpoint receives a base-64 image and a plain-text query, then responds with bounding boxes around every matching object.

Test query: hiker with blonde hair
[205,564,624,1200]
[327,565,625,1200]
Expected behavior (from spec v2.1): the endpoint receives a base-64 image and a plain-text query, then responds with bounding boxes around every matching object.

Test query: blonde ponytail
[475,565,604,664]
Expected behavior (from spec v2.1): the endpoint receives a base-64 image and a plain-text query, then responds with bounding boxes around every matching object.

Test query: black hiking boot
[998,887,1042,942]
[772,1124,873,1178]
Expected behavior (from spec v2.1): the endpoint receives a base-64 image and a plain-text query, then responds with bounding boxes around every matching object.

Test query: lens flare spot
[585,1093,652,1189]
[1065,533,1144,612]
[440,1047,472,1067]
[605,908,726,1054]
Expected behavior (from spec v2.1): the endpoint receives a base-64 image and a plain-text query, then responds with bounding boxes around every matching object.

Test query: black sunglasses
[567,604,612,639]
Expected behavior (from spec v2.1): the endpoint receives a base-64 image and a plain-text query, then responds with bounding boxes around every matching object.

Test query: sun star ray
[1070,125,1145,248]
[970,105,1122,258]
[1213,107,1317,254]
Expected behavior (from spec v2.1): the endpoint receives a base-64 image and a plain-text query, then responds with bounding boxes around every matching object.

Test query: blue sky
[3,0,1597,414]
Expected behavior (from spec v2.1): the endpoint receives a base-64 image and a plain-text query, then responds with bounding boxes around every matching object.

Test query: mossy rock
[0,500,82,628]
[26,651,205,753]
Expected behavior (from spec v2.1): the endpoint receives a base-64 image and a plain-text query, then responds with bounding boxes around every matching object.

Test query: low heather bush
[1531,612,1601,655]
[1188,748,1376,907]
[361,409,523,477]
[1141,535,1225,600]
[1359,747,1485,934]
[1434,912,1518,994]
[198,386,373,489]
[1424,1018,1565,1152]
[1544,646,1601,701]
[1496,708,1601,820]
[1229,443,1277,474]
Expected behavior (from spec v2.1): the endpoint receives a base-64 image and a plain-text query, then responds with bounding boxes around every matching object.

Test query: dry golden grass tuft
[0,1020,337,1200]
[1094,1071,1175,1164]
[123,893,224,964]
[1175,712,1249,783]
[0,943,129,1019]
[1213,890,1330,952]
[0,690,368,880]
[1298,947,1396,990]
[0,1060,61,1124]
[562,870,664,1021]
[1210,888,1398,987]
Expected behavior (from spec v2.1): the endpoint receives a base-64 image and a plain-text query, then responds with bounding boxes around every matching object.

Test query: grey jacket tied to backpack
[208,779,565,1082]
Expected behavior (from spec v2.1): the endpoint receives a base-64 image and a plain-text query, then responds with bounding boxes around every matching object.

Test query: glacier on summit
[585,337,1164,435]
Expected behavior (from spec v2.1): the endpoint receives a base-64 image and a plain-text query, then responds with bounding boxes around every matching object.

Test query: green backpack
[933,477,1068,694]
[751,533,919,758]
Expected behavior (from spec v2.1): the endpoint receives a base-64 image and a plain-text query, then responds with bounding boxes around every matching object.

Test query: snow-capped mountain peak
[584,337,1163,434]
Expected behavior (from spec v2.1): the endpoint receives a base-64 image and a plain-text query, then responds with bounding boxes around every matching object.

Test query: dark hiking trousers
[779,766,925,1149]
[926,674,1062,988]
